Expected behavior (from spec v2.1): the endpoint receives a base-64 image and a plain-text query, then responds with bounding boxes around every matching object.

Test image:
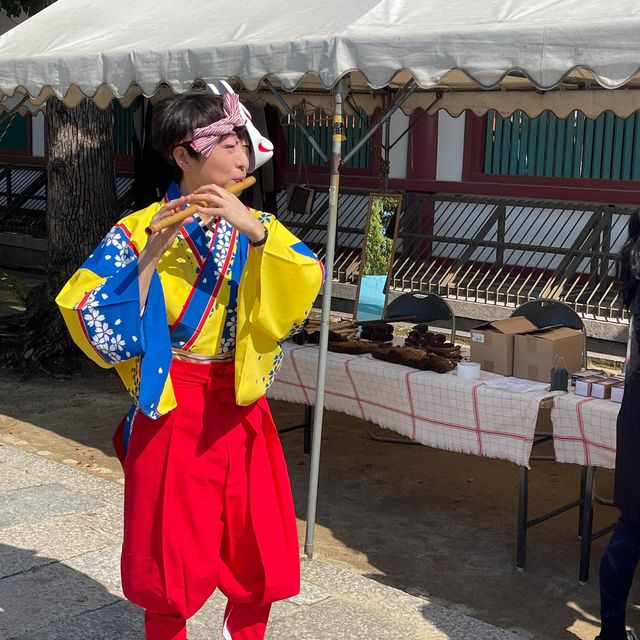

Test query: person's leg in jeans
[599,516,640,639]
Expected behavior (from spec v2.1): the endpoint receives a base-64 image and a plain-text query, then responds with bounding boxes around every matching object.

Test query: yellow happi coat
[56,185,323,418]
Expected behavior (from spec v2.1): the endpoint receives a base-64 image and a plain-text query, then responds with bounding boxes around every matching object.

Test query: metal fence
[0,165,136,238]
[0,164,629,322]
[277,187,633,321]
[0,165,47,236]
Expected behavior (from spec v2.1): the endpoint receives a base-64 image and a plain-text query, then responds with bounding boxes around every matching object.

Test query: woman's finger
[196,206,225,220]
[169,215,194,228]
[192,184,227,196]
[192,192,226,208]
[161,195,188,211]
[156,194,203,218]
[194,204,219,215]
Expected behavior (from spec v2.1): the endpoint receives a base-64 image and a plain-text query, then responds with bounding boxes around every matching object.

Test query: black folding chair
[366,291,457,444]
[511,299,613,581]
[385,292,456,343]
[287,292,458,450]
[511,298,587,368]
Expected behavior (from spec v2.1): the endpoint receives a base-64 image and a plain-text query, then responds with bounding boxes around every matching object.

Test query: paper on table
[484,377,550,393]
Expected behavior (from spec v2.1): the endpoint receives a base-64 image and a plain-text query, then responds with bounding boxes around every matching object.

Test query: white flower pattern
[78,227,137,365]
[210,222,238,355]
[94,321,126,359]
[102,228,122,247]
[83,284,104,309]
[100,228,136,269]
[83,307,105,328]
[220,336,235,353]
[219,311,238,353]
[72,204,319,418]
[88,318,127,363]
[114,246,135,268]
[110,334,126,352]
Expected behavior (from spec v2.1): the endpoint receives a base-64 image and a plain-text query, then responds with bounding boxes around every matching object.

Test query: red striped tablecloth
[551,392,619,469]
[268,343,556,467]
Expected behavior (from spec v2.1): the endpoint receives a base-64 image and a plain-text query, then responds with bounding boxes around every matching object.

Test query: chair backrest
[511,298,587,367]
[386,292,456,342]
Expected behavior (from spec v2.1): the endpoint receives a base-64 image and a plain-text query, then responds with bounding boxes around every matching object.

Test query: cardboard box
[611,382,625,403]
[591,378,620,399]
[469,317,537,376]
[575,375,607,397]
[571,369,605,386]
[513,326,583,383]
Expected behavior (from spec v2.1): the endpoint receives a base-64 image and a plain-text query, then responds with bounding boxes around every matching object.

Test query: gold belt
[171,348,234,363]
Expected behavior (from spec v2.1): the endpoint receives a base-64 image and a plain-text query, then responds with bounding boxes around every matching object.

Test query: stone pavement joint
[0,443,528,639]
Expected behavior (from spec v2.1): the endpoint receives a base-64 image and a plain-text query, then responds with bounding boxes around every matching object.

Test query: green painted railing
[0,104,135,156]
[0,104,371,166]
[0,113,28,151]
[485,110,640,181]
[284,109,372,169]
[112,102,134,156]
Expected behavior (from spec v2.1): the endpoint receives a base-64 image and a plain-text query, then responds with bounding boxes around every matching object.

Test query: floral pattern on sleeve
[62,222,172,419]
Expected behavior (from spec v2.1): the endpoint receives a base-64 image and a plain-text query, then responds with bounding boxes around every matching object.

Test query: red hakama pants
[113,358,300,640]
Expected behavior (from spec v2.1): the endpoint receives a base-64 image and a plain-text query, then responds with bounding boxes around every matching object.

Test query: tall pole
[383,92,391,192]
[304,77,346,559]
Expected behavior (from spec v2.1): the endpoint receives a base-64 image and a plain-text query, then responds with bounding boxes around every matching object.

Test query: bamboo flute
[145,176,256,235]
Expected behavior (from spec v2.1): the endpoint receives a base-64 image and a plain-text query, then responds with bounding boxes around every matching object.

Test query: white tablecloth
[268,343,556,467]
[551,392,619,469]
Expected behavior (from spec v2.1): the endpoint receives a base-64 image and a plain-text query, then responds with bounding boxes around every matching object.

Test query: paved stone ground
[3,269,623,639]
[0,443,526,640]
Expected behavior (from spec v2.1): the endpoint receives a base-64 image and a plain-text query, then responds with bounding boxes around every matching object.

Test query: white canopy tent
[1,0,640,556]
[2,0,640,116]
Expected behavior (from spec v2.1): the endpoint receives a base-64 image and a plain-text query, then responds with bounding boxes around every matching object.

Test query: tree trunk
[20,98,118,374]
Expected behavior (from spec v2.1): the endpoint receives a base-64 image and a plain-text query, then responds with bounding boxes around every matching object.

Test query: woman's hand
[137,195,199,312]
[142,195,201,262]
[191,184,265,243]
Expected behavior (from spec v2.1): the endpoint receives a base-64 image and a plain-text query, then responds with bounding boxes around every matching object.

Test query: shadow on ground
[0,543,142,639]
[0,314,634,640]
[274,399,633,640]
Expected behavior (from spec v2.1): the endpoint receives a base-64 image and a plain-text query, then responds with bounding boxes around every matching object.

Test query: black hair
[151,90,249,181]
[618,208,640,309]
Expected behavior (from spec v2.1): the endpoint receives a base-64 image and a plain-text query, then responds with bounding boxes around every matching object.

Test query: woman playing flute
[56,87,324,640]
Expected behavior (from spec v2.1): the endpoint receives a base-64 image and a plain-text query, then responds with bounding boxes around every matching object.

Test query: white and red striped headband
[207,81,274,172]
[182,93,245,158]
[182,84,274,172]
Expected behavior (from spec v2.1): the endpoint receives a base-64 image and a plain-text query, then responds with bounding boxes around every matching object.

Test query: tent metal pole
[304,77,347,560]
[263,79,328,163]
[0,94,29,126]
[387,94,442,151]
[342,78,417,165]
[383,92,390,192]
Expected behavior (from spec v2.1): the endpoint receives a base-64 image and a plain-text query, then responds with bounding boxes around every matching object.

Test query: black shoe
[595,632,638,640]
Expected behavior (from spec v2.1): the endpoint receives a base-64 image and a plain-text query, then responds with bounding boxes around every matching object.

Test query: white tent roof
[1,0,640,116]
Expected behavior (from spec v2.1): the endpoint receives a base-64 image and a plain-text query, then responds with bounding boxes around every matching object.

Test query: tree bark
[20,98,118,373]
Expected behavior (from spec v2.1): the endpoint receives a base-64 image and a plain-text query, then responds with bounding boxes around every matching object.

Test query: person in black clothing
[596,210,640,640]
